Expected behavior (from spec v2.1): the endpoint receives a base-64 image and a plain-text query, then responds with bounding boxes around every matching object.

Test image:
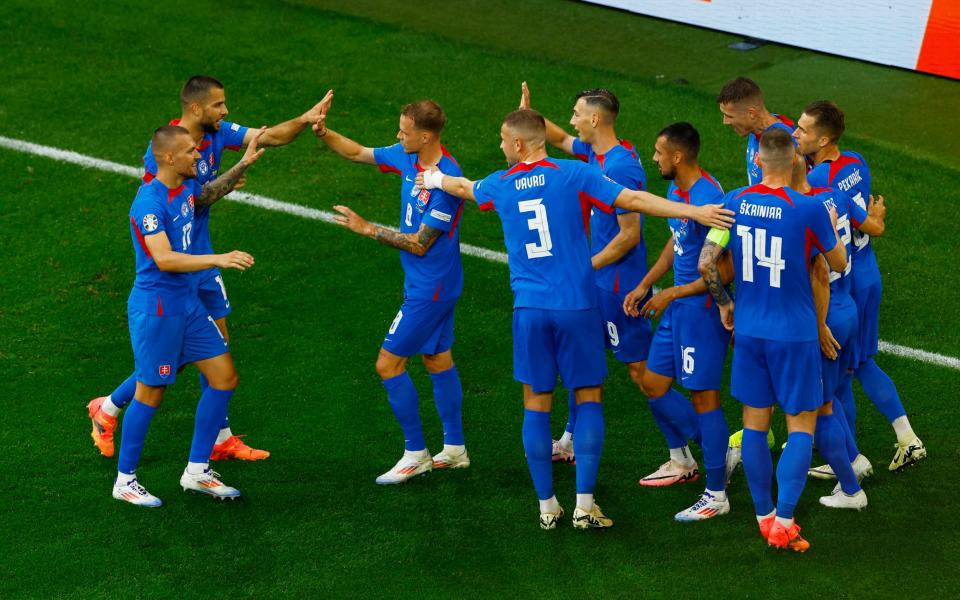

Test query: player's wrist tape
[421,170,445,189]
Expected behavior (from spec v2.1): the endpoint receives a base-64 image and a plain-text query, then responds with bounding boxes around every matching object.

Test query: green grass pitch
[1,1,959,597]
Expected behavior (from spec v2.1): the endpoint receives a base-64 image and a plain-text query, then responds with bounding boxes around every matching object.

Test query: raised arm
[591,213,641,270]
[332,205,443,257]
[144,232,254,273]
[519,81,575,155]
[312,109,376,165]
[614,188,735,229]
[246,90,334,147]
[197,128,267,208]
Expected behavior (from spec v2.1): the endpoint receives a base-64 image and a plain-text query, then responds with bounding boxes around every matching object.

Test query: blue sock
[117,400,157,475]
[522,409,554,500]
[648,388,698,447]
[430,366,464,446]
[856,358,906,423]
[830,397,860,462]
[741,428,774,516]
[572,402,604,494]
[775,431,814,520]
[189,386,233,463]
[199,374,230,429]
[815,415,861,494]
[564,389,577,435]
[837,374,857,434]
[383,372,426,451]
[698,408,730,492]
[109,373,137,409]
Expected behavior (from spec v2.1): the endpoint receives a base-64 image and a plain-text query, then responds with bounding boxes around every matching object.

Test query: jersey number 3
[519,198,552,259]
[737,225,785,288]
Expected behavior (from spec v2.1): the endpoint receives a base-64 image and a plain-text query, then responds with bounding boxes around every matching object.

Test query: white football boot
[375,450,433,485]
[819,484,868,510]
[112,478,162,508]
[675,490,731,522]
[639,460,699,487]
[180,469,241,500]
[432,446,470,470]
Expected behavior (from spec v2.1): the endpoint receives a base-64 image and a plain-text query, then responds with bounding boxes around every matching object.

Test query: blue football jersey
[373,143,465,301]
[128,178,201,316]
[723,184,838,342]
[807,150,877,291]
[806,187,862,322]
[745,114,794,186]
[571,138,648,293]
[667,169,725,307]
[143,119,248,281]
[472,158,625,310]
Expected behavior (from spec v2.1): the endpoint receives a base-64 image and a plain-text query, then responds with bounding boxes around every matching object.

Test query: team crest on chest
[198,159,209,177]
[416,188,430,212]
[142,214,159,232]
[181,201,190,217]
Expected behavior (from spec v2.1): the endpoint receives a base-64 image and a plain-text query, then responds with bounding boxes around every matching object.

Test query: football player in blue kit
[114,125,263,506]
[417,109,734,529]
[623,123,735,520]
[89,76,333,461]
[717,77,794,186]
[520,84,702,473]
[699,128,846,552]
[794,100,925,472]
[314,98,470,484]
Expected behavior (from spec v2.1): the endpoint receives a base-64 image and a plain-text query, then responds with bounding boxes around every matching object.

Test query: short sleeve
[131,191,167,238]
[808,201,838,254]
[605,160,645,214]
[578,163,625,210]
[842,190,868,228]
[142,145,158,182]
[373,143,407,175]
[220,121,249,151]
[421,190,460,232]
[571,138,591,162]
[472,171,502,211]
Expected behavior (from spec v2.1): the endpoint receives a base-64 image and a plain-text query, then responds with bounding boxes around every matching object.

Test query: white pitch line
[2,134,957,371]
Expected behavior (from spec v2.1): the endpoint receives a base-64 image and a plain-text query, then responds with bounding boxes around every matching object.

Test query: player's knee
[627,362,646,388]
[375,351,405,380]
[422,352,453,373]
[639,372,668,398]
[211,370,238,391]
[691,391,721,413]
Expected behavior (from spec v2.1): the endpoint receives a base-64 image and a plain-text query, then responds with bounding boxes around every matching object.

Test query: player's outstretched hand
[719,301,734,332]
[242,127,267,166]
[519,81,531,110]
[868,194,886,220]
[819,323,840,360]
[640,288,674,319]
[622,283,650,317]
[216,251,255,271]
[695,204,736,229]
[303,89,334,124]
[333,205,375,237]
[418,169,445,190]
[312,113,328,138]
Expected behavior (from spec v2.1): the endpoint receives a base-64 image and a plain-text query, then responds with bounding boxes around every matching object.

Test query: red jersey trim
[827,155,861,185]
[735,184,794,206]
[501,159,560,178]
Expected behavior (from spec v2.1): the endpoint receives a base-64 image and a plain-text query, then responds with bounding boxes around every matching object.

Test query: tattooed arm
[197,127,267,208]
[333,204,443,256]
[698,236,735,331]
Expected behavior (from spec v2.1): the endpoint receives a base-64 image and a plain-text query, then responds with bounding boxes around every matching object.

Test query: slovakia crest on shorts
[142,214,159,232]
[416,189,430,212]
[158,364,171,378]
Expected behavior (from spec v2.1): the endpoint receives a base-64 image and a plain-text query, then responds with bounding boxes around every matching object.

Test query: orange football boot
[87,397,118,457]
[210,435,270,461]
[767,520,811,553]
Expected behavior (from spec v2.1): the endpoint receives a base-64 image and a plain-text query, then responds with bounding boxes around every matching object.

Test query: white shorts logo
[142,214,159,232]
[429,209,452,223]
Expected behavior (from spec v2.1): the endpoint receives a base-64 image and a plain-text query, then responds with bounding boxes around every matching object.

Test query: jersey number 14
[738,225,785,288]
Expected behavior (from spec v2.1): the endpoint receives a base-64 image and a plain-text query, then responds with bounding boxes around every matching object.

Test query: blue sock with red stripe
[117,399,157,475]
[741,428,775,516]
[572,402,604,494]
[188,386,233,463]
[522,409,554,500]
[856,358,906,423]
[830,396,860,462]
[431,366,464,446]
[564,389,577,435]
[383,372,426,452]
[698,408,729,492]
[109,373,137,409]
[815,414,861,494]
[775,431,814,520]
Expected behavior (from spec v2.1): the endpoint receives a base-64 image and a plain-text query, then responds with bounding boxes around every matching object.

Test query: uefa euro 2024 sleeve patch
[142,214,159,232]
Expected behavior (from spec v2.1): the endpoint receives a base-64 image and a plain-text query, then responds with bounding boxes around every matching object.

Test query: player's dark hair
[576,88,620,120]
[502,109,546,141]
[758,127,794,167]
[401,100,445,135]
[657,122,700,161]
[804,100,845,142]
[716,76,763,106]
[151,125,190,154]
[180,75,224,107]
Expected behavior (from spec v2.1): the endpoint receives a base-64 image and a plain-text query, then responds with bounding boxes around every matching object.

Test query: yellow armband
[706,227,730,248]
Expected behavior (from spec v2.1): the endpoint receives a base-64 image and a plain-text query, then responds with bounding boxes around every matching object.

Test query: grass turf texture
[1,0,959,597]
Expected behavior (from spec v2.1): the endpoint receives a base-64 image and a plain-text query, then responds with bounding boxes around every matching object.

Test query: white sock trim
[101,397,121,417]
[891,416,916,444]
[539,495,560,514]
